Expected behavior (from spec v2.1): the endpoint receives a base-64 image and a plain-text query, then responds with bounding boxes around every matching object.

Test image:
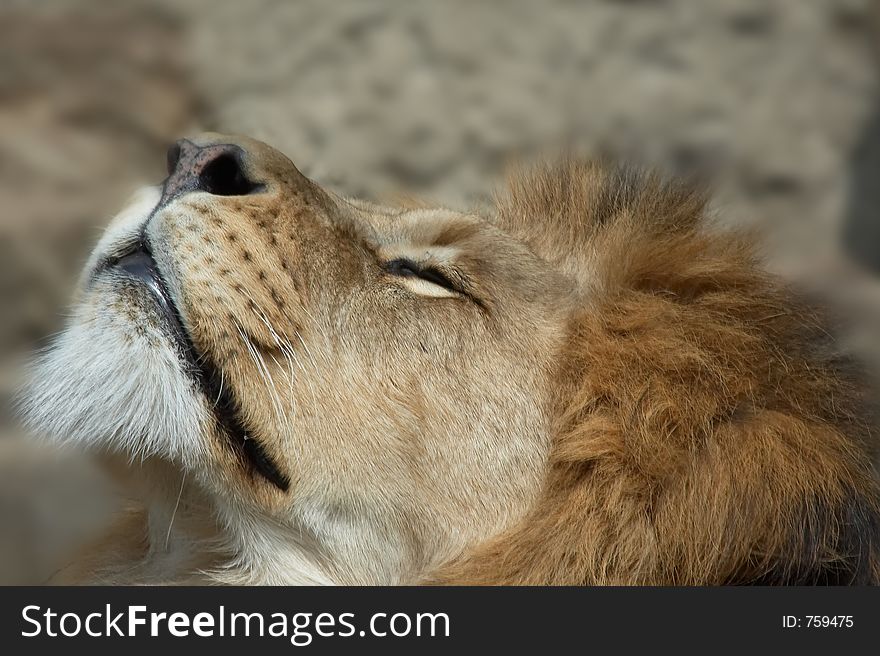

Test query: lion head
[23,134,880,584]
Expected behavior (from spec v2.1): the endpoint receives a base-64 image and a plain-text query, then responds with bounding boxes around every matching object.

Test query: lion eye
[386,258,457,292]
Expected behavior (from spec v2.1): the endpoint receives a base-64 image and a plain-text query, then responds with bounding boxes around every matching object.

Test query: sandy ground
[1,0,879,584]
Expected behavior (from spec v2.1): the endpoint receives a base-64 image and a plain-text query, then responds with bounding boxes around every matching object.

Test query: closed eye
[385,258,460,293]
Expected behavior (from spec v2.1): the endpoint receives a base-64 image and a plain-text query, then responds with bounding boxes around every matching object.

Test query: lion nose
[161,139,263,203]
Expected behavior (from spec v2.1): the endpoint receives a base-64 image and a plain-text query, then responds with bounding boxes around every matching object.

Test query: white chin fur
[20,287,208,467]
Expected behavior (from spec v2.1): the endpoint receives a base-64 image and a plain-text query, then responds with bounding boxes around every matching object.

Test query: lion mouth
[112,248,198,366]
[100,242,291,492]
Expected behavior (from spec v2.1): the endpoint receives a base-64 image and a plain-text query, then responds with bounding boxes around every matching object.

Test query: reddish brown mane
[433,162,880,585]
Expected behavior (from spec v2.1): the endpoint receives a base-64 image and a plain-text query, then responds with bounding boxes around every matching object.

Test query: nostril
[198,153,262,196]
[162,140,264,202]
[166,142,182,175]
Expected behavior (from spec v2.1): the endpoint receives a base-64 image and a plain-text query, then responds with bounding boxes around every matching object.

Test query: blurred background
[1,0,879,584]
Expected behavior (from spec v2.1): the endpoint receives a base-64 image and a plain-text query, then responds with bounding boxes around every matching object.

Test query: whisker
[233,320,287,427]
[214,368,225,408]
[164,471,186,552]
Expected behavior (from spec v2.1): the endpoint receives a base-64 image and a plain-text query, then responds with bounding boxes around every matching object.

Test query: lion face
[25,134,880,585]
[25,134,575,583]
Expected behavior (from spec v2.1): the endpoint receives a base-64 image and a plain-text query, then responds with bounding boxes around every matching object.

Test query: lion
[21,133,880,585]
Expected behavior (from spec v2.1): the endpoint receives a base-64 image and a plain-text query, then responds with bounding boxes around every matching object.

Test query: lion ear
[492,160,707,293]
[431,194,880,585]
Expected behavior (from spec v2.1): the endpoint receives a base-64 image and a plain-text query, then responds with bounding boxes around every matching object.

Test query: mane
[434,161,880,584]
[493,159,708,290]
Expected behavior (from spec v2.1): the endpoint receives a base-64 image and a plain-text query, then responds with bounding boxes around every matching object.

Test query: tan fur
[35,136,880,585]
[50,458,223,585]
[434,165,880,583]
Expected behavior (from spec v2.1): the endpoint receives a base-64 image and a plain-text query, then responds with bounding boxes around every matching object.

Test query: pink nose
[162,138,263,204]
